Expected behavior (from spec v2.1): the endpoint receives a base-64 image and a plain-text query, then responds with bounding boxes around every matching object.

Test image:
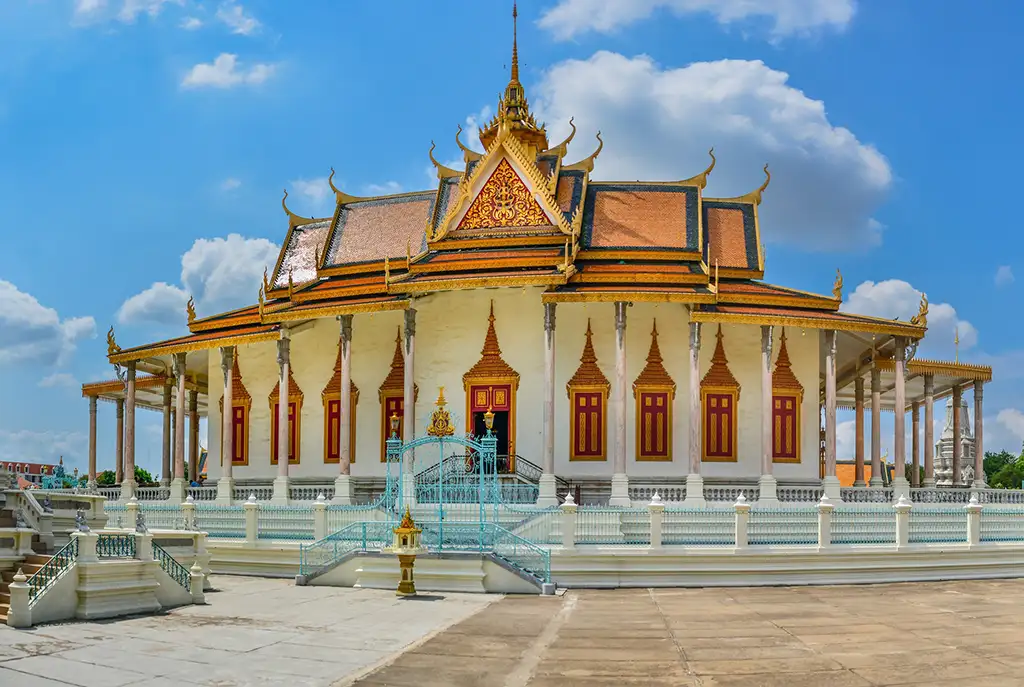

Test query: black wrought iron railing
[96,534,136,559]
[152,542,191,590]
[27,538,78,603]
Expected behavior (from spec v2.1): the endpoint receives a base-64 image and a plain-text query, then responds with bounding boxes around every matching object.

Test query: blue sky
[2,0,1023,478]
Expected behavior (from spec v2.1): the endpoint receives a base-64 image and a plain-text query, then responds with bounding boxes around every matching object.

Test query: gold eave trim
[875,358,992,382]
[188,314,261,333]
[264,299,411,323]
[390,273,566,294]
[428,235,567,251]
[716,293,840,311]
[317,261,388,278]
[291,284,387,303]
[109,330,280,364]
[542,291,715,304]
[717,268,765,280]
[409,256,561,276]
[576,249,702,262]
[573,272,707,286]
[689,311,926,338]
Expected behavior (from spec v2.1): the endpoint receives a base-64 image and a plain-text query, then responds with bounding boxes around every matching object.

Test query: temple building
[81,9,992,505]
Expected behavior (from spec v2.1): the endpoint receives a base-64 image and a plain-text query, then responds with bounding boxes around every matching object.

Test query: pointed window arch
[633,321,676,462]
[379,327,418,461]
[567,320,610,461]
[322,344,359,464]
[218,356,251,466]
[701,325,740,462]
[270,369,303,465]
[772,329,803,463]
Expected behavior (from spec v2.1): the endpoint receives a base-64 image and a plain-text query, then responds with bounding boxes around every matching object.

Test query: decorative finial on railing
[735,493,747,506]
[247,493,257,503]
[135,510,148,534]
[186,495,194,504]
[563,492,576,506]
[650,492,663,506]
[316,492,326,503]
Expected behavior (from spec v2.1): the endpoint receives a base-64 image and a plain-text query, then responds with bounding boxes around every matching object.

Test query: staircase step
[23,555,51,566]
[0,592,8,604]
[1,572,14,584]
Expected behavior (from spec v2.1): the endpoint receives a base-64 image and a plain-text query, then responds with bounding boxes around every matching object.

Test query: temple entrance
[463,303,520,472]
[473,409,510,472]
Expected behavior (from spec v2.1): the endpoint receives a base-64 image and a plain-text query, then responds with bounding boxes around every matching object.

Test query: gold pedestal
[396,554,418,596]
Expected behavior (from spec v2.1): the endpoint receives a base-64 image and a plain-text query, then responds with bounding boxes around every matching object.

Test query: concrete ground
[2,577,1023,686]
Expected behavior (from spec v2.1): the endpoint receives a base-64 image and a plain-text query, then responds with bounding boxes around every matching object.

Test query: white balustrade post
[135,532,153,561]
[817,495,834,550]
[76,531,99,563]
[6,569,31,628]
[14,530,34,557]
[560,493,577,550]
[182,496,196,531]
[244,496,258,545]
[894,495,912,550]
[965,494,982,547]
[189,562,206,604]
[734,494,751,550]
[313,494,328,541]
[649,493,665,549]
[125,497,140,532]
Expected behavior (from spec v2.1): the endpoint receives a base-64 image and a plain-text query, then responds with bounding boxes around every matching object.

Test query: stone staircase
[0,554,51,624]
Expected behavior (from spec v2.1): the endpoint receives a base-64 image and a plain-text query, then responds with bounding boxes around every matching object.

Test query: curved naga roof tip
[455,125,483,161]
[281,189,305,226]
[428,141,462,179]
[719,163,771,205]
[547,117,576,157]
[328,167,368,204]
[564,131,603,172]
[681,148,716,189]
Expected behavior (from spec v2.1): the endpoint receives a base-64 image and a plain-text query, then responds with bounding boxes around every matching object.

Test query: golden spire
[701,325,740,389]
[511,1,519,83]
[464,301,519,383]
[954,326,960,363]
[772,329,803,392]
[567,319,610,391]
[633,320,675,393]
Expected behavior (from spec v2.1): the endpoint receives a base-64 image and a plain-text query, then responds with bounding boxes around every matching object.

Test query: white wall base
[822,475,842,501]
[609,473,630,507]
[271,476,290,504]
[313,553,541,594]
[76,560,162,620]
[683,474,706,507]
[332,475,353,505]
[216,477,235,504]
[758,475,779,505]
[537,474,558,508]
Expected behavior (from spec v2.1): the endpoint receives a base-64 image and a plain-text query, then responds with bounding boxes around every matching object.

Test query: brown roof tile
[589,190,688,249]
[327,194,433,266]
[706,207,751,269]
[274,220,331,288]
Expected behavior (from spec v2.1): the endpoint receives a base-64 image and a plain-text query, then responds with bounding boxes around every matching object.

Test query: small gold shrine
[389,506,424,597]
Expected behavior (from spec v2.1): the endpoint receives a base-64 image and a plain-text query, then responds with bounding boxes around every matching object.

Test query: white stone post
[273,332,291,504]
[334,315,354,504]
[817,495,834,550]
[217,346,235,504]
[923,374,935,487]
[244,496,259,544]
[648,493,665,549]
[758,326,778,504]
[87,396,98,489]
[170,352,188,502]
[76,531,99,563]
[965,494,982,547]
[6,569,31,628]
[609,302,630,506]
[135,532,154,561]
[122,362,137,501]
[538,303,558,507]
[870,365,882,487]
[973,381,986,489]
[402,309,417,506]
[560,493,577,550]
[125,497,140,532]
[189,562,206,604]
[313,494,328,541]
[734,494,751,550]
[894,495,912,550]
[685,321,705,507]
[891,339,909,501]
[182,496,196,531]
[822,330,841,500]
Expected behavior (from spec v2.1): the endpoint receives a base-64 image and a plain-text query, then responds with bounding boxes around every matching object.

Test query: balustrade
[748,507,818,545]
[777,486,824,503]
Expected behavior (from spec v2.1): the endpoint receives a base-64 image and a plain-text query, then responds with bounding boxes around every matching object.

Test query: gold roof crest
[426,387,456,437]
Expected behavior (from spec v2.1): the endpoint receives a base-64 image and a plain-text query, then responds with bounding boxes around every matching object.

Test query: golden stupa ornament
[426,387,456,437]
[832,269,843,301]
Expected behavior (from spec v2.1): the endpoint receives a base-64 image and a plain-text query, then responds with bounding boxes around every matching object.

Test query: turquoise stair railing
[27,538,79,604]
[152,542,191,590]
[298,521,394,579]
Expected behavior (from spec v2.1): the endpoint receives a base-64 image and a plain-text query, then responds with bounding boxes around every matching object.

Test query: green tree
[991,462,1024,489]
[96,470,116,486]
[134,466,155,485]
[984,450,1017,483]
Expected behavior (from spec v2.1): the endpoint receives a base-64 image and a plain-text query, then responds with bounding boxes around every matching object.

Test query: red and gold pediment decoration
[771,329,803,463]
[219,356,251,466]
[322,344,359,464]
[457,158,550,231]
[634,321,675,462]
[568,320,609,461]
[701,325,740,462]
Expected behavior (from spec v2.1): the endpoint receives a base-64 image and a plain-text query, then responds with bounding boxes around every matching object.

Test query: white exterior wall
[207,289,822,482]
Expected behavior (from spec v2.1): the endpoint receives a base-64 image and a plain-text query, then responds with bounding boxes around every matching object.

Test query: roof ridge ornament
[680,148,716,189]
[547,117,576,157]
[186,296,196,325]
[428,141,462,179]
[832,269,843,301]
[564,131,603,172]
[328,167,369,204]
[106,326,121,356]
[455,125,483,162]
[262,267,270,295]
[910,293,928,328]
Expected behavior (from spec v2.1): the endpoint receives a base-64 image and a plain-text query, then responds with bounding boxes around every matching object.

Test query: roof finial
[511,2,519,83]
[954,325,959,363]
[832,269,843,301]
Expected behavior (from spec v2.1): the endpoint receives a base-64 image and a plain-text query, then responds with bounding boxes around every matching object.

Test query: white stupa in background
[934,396,975,486]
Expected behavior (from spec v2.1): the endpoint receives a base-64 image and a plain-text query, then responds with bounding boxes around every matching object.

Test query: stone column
[87,396,98,489]
[952,385,962,487]
[538,302,558,506]
[161,379,172,487]
[272,333,291,504]
[911,402,921,488]
[609,302,630,506]
[401,309,417,506]
[121,362,137,501]
[115,399,124,484]
[891,339,909,500]
[216,347,235,503]
[188,390,199,485]
[870,365,882,487]
[685,321,705,506]
[334,315,354,504]
[758,325,778,503]
[822,330,841,500]
[923,374,935,487]
[170,352,188,501]
[854,375,866,487]
[973,381,985,488]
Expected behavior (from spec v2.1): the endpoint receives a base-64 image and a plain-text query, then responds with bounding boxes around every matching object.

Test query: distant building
[2,460,61,486]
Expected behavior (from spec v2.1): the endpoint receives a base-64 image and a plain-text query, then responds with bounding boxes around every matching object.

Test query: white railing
[187,486,218,501]
[234,485,273,502]
[136,486,170,501]
[289,485,335,502]
[706,485,759,502]
[842,488,894,504]
[974,489,1024,505]
[629,484,686,502]
[911,488,971,504]
[98,487,121,501]
[777,486,824,503]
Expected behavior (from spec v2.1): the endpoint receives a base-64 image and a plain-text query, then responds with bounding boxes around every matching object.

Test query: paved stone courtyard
[2,577,1023,686]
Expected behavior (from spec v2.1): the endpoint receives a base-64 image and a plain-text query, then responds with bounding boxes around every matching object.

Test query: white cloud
[38,372,79,389]
[180,15,202,30]
[216,1,260,35]
[0,429,87,464]
[365,181,403,196]
[835,419,855,460]
[220,177,242,191]
[0,281,95,366]
[181,53,275,90]
[534,53,891,249]
[118,234,280,326]
[994,265,1014,287]
[73,0,107,17]
[539,0,856,41]
[996,409,1024,447]
[289,177,333,215]
[842,279,977,359]
[118,0,182,22]
[423,106,490,184]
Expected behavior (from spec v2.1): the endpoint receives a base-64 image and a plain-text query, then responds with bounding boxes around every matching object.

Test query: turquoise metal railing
[96,533,137,558]
[298,521,394,578]
[139,503,187,530]
[257,505,314,541]
[152,542,191,590]
[105,502,127,528]
[908,508,968,543]
[27,538,78,604]
[662,507,734,546]
[748,507,817,546]
[980,508,1024,543]
[491,523,551,584]
[195,504,245,539]
[832,507,897,545]
[575,507,651,545]
[325,503,391,533]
